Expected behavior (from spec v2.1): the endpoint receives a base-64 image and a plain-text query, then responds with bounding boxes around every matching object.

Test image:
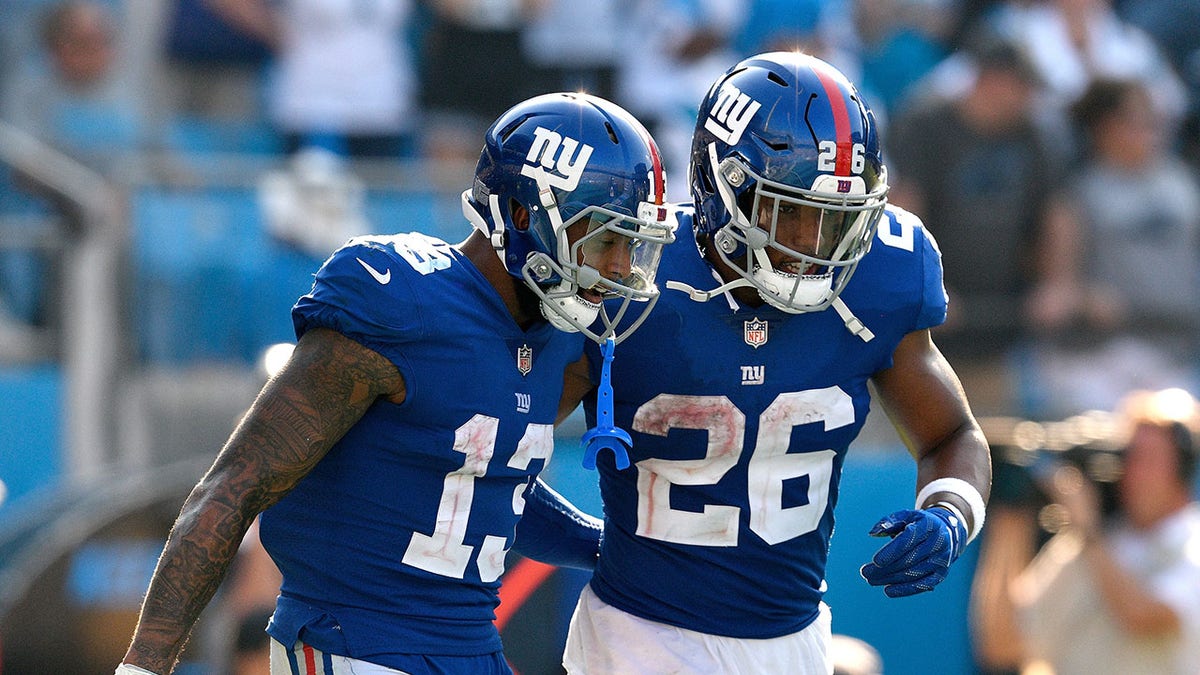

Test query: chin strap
[665,277,754,303]
[460,190,508,263]
[581,337,632,470]
[832,297,874,342]
[665,280,874,343]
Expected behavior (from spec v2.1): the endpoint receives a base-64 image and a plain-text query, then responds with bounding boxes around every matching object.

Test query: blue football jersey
[259,233,583,663]
[583,205,946,639]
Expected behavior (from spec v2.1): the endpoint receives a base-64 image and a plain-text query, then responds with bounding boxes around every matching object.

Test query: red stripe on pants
[303,644,317,674]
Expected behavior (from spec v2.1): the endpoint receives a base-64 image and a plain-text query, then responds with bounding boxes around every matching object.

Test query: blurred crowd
[1,2,1198,674]
[3,0,1197,422]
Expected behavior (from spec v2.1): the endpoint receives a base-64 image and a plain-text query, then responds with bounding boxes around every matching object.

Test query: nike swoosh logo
[356,257,391,284]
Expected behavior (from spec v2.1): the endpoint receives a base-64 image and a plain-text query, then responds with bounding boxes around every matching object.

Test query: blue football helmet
[685,52,889,314]
[463,92,675,343]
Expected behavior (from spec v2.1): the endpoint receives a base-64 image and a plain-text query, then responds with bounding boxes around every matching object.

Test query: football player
[116,92,674,675]
[552,52,992,673]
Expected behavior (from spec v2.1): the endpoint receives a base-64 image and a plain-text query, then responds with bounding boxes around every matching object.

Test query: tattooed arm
[120,328,405,674]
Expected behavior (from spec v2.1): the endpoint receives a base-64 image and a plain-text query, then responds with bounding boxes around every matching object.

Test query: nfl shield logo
[744,318,768,348]
[517,344,533,375]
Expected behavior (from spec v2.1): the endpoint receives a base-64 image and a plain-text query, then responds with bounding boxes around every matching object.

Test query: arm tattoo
[124,328,402,672]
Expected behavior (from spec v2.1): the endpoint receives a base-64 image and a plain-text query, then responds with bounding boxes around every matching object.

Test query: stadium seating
[128,184,447,365]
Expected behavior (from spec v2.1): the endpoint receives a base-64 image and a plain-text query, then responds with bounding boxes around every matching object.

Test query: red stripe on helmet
[813,66,853,176]
[647,134,666,205]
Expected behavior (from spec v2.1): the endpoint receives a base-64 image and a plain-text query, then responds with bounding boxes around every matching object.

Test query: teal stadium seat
[0,365,62,506]
[131,185,445,365]
[164,116,283,156]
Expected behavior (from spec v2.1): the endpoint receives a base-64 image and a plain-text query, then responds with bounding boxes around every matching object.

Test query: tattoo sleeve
[121,328,403,673]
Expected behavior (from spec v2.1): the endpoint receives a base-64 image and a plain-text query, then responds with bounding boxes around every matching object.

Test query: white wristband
[916,477,986,544]
[116,664,161,675]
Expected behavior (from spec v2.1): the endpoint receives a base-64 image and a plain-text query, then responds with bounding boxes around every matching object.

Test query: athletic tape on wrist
[916,477,986,544]
[115,664,161,675]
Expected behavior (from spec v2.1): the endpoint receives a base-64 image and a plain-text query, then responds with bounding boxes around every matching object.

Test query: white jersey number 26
[631,387,853,546]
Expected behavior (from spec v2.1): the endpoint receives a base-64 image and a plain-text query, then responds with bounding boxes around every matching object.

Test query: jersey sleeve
[512,479,603,570]
[910,211,949,331]
[292,238,426,352]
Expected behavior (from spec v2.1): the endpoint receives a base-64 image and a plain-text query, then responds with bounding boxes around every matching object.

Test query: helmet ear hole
[698,164,715,193]
[511,199,530,231]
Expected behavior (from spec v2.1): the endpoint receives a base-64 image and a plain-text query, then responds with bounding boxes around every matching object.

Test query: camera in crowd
[981,388,1199,531]
[983,411,1126,524]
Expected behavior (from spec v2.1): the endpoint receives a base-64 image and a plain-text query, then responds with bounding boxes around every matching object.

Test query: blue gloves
[859,506,967,598]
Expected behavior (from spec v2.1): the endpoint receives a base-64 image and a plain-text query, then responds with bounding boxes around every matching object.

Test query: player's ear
[512,204,530,231]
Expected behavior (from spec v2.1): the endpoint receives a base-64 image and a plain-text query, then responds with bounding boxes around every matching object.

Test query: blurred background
[0,0,1197,673]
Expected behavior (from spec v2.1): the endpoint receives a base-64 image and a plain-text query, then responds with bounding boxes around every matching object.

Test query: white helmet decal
[703,83,762,145]
[520,127,594,192]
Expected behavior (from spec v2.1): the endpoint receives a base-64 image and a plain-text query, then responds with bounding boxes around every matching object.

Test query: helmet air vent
[604,121,619,144]
[499,114,535,143]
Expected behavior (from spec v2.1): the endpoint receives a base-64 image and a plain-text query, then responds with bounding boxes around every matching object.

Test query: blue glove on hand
[859,506,966,598]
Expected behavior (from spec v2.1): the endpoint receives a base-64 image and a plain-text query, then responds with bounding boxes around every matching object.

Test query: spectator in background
[1115,0,1200,167]
[972,388,1200,675]
[614,0,744,201]
[728,1,882,126]
[968,434,1046,675]
[1,0,151,170]
[420,0,544,163]
[522,0,621,101]
[156,0,274,133]
[886,34,1070,416]
[0,0,143,362]
[732,0,864,84]
[1025,78,1200,417]
[1009,0,1188,148]
[848,0,956,119]
[208,0,418,158]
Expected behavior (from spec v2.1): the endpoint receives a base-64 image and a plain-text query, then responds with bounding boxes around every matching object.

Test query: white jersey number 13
[402,415,553,581]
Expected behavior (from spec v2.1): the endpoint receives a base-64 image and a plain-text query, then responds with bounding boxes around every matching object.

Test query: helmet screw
[722,164,746,187]
[716,229,737,253]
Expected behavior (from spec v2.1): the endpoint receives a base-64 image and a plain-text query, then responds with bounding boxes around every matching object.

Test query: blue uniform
[259,233,582,666]
[583,205,946,639]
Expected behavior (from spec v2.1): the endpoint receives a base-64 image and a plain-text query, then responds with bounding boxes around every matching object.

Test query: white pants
[563,584,833,674]
[270,638,410,675]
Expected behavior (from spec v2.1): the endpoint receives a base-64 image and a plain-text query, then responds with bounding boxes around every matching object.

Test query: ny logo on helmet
[521,127,594,192]
[704,83,762,145]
